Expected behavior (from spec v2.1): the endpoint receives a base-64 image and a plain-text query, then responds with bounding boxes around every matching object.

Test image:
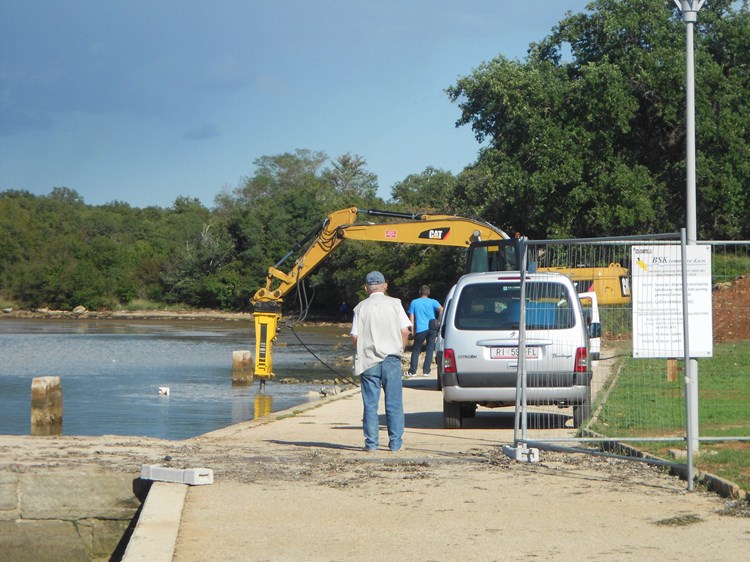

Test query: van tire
[443,400,463,429]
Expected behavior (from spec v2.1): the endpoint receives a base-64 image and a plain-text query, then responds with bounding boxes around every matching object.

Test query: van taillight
[444,349,457,373]
[574,347,588,372]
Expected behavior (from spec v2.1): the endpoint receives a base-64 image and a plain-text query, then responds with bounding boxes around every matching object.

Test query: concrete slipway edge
[121,386,362,561]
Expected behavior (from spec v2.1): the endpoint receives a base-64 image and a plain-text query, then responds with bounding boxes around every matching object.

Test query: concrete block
[140,464,214,485]
[0,472,19,511]
[183,467,214,485]
[20,471,139,520]
[0,520,89,562]
[232,350,254,384]
[502,444,540,463]
[232,350,253,367]
[30,376,63,435]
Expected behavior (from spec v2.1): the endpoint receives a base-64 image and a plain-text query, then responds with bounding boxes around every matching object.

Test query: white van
[438,271,599,429]
[578,291,601,360]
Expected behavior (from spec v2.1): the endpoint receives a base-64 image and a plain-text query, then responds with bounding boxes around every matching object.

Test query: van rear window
[455,281,575,331]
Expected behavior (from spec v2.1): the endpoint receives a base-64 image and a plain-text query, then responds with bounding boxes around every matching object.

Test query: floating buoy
[158,387,170,396]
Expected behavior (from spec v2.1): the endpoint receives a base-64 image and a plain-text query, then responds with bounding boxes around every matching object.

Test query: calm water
[0,318,352,440]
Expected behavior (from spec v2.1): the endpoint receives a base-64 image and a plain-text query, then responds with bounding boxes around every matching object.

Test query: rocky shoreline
[1,306,253,321]
[0,307,354,327]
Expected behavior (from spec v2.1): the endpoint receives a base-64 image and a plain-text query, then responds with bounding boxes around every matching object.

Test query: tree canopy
[447,0,749,239]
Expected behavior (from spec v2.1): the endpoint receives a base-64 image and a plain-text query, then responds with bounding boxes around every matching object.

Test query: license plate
[490,347,539,359]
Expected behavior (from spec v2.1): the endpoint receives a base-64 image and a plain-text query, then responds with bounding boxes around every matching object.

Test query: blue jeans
[409,329,437,374]
[360,356,404,451]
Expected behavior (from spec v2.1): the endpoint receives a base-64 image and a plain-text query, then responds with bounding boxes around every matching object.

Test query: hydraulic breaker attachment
[253,302,281,379]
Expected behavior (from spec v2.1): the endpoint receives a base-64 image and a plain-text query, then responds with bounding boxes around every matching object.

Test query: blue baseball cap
[365,271,386,285]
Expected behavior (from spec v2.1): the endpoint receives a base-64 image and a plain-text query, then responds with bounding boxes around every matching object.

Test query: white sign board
[632,245,713,358]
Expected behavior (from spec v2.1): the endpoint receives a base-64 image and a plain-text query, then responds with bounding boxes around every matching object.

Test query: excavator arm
[250,207,508,379]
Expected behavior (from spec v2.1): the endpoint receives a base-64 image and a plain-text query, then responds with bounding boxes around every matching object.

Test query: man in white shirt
[351,271,411,452]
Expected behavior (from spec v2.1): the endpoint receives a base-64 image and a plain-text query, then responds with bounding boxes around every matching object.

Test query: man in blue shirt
[406,285,443,377]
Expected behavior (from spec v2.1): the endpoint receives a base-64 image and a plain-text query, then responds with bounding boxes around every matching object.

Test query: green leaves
[448,0,749,239]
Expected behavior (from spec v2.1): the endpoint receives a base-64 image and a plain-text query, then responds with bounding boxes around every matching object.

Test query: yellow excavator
[250,207,510,380]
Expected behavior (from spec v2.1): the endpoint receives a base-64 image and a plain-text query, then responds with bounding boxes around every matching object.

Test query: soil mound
[713,275,750,342]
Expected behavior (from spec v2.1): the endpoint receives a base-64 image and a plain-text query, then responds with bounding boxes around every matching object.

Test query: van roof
[455,271,572,286]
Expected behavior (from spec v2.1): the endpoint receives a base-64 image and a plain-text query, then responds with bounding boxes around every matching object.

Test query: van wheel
[443,400,463,429]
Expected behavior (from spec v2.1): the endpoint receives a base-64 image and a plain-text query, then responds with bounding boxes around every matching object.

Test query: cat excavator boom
[250,207,509,379]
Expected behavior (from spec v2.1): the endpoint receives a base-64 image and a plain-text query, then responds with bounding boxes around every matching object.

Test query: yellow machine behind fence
[252,210,631,380]
[538,263,631,305]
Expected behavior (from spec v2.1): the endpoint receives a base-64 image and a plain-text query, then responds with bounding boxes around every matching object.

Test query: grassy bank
[591,341,750,491]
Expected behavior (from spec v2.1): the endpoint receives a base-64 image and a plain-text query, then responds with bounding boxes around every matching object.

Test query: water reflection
[254,393,273,419]
[232,391,253,423]
[0,319,351,440]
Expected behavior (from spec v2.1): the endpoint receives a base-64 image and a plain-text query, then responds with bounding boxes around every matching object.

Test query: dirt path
[178,454,749,561]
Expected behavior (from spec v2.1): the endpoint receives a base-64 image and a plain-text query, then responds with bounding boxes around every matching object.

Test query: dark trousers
[409,329,436,374]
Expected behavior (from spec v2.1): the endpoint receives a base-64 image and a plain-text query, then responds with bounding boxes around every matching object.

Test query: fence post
[666,359,678,382]
[681,230,697,491]
[513,237,529,445]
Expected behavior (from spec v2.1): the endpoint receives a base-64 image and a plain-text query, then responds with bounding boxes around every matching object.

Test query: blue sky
[0,1,591,209]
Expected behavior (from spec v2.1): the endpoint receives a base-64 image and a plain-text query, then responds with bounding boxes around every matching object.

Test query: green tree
[216,149,391,313]
[215,150,336,310]
[390,167,457,212]
[223,149,330,204]
[447,0,749,239]
[385,167,471,300]
[322,153,379,206]
[48,186,85,205]
[161,222,235,307]
[0,189,216,310]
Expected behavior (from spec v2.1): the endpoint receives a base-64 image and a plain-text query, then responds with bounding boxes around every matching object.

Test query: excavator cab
[466,239,524,273]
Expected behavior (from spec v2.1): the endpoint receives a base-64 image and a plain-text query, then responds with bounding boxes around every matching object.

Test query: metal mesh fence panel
[700,242,750,442]
[508,238,750,453]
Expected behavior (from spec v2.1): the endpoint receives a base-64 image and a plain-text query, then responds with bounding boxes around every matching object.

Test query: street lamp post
[674,0,704,244]
[673,0,705,472]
